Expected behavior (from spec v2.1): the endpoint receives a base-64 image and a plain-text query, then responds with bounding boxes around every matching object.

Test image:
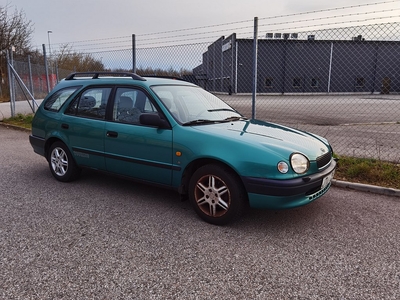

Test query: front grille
[316,151,332,169]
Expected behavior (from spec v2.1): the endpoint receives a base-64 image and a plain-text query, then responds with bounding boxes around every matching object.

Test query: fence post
[6,50,15,117]
[43,44,50,93]
[252,17,258,119]
[55,60,59,83]
[27,55,35,113]
[132,34,136,73]
[328,42,334,93]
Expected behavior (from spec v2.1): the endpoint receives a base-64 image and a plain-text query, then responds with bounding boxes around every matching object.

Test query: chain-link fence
[5,22,400,162]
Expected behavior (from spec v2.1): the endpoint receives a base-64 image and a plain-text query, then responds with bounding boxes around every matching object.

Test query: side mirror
[139,113,170,129]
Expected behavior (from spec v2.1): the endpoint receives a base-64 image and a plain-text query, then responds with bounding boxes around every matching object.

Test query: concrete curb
[1,122,399,199]
[332,179,400,198]
[0,122,31,132]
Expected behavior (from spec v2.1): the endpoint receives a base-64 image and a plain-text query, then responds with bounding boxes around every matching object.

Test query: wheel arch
[44,137,68,161]
[179,158,248,201]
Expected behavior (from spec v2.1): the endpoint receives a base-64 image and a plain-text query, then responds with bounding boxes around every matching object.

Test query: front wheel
[48,141,81,182]
[188,164,247,225]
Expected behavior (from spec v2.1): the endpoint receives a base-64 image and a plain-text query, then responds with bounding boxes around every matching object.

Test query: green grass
[335,156,400,189]
[1,113,34,129]
[2,114,400,190]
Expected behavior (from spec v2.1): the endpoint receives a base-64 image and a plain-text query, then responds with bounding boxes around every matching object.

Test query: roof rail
[142,75,186,81]
[65,71,146,81]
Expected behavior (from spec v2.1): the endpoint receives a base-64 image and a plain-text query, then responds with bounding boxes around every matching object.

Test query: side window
[44,86,81,112]
[67,87,111,119]
[113,88,157,124]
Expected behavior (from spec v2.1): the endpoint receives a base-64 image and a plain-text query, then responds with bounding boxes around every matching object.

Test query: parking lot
[221,94,400,161]
[1,126,399,299]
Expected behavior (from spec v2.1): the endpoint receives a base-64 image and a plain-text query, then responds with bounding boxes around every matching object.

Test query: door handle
[61,123,69,129]
[106,131,118,138]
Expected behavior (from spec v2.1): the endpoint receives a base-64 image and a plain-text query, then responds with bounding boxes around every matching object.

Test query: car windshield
[151,85,243,125]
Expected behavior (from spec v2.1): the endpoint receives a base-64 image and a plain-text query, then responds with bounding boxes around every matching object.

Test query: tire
[188,164,247,225]
[48,141,81,182]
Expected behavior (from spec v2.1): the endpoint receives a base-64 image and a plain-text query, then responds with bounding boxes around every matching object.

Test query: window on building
[265,77,273,88]
[356,77,365,87]
[311,78,319,88]
[293,77,302,88]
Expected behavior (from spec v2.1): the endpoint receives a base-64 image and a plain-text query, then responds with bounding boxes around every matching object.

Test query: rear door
[104,87,174,185]
[62,87,112,170]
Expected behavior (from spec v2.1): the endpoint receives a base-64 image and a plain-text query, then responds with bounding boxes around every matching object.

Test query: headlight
[290,153,309,174]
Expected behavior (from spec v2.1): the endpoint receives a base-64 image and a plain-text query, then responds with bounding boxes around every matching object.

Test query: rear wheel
[48,141,81,182]
[188,164,247,225]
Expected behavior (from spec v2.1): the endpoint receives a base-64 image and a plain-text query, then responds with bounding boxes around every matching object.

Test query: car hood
[193,119,330,160]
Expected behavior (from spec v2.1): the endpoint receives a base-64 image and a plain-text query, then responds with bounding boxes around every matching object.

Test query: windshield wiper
[207,108,237,113]
[182,119,217,126]
[223,116,247,122]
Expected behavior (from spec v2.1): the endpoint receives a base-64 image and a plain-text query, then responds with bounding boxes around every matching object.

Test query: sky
[3,0,400,51]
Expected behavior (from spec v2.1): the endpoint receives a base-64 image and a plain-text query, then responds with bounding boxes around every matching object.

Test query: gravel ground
[0,127,399,299]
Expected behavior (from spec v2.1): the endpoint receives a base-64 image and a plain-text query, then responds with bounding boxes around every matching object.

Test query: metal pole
[47,30,52,57]
[221,38,224,92]
[132,34,136,73]
[251,17,258,119]
[28,55,35,112]
[6,50,15,117]
[282,40,287,94]
[55,60,59,83]
[235,41,238,94]
[328,42,334,93]
[10,48,16,107]
[8,63,38,110]
[231,35,235,95]
[43,44,51,93]
[213,43,215,91]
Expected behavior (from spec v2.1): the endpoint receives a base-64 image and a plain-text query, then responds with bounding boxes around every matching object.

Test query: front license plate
[321,170,335,190]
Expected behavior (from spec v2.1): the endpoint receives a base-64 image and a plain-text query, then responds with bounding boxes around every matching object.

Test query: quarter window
[44,86,81,112]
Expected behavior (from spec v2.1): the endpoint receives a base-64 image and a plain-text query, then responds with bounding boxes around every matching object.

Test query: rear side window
[66,87,112,120]
[44,86,81,111]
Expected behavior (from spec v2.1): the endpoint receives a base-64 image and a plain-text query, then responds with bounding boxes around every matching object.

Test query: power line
[42,0,399,48]
[257,8,400,30]
[256,17,400,39]
[73,15,400,51]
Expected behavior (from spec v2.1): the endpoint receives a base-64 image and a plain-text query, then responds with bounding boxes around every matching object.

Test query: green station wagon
[29,72,337,225]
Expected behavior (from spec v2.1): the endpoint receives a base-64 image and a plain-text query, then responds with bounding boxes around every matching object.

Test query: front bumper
[242,159,337,209]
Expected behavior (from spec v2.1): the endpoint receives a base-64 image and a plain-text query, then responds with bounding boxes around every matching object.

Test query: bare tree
[0,4,34,100]
[0,4,34,54]
[56,44,105,73]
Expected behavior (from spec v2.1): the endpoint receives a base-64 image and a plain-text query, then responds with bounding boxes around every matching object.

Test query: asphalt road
[0,126,399,299]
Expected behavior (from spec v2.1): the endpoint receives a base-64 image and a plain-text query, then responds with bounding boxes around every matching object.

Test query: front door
[104,87,174,185]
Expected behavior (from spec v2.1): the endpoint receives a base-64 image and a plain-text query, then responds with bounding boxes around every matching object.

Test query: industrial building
[193,32,400,94]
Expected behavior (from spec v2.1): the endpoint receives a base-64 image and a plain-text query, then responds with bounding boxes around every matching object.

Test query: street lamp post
[47,30,52,57]
[47,30,53,91]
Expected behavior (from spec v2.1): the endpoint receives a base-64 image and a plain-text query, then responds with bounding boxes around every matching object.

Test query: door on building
[381,77,391,94]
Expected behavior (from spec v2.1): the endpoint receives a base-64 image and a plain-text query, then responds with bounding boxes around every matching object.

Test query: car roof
[59,72,196,89]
